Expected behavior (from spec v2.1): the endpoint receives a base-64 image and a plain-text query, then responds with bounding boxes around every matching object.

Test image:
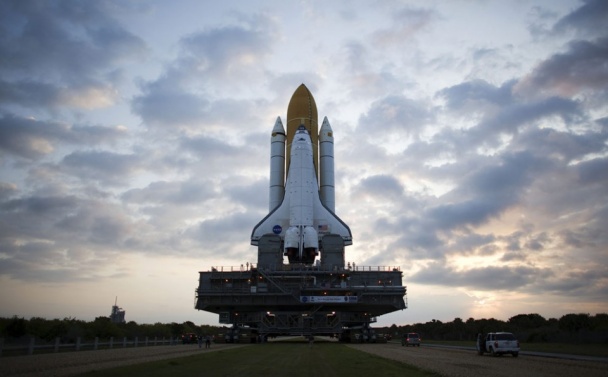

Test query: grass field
[80,339,439,377]
[421,340,608,357]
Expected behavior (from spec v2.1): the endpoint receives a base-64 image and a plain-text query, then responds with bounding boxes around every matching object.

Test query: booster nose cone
[286,84,319,178]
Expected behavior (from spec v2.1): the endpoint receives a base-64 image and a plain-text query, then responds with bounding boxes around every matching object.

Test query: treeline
[2,313,607,344]
[385,313,608,344]
[0,316,222,343]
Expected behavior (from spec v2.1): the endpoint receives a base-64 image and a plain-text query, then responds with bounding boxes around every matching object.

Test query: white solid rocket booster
[269,117,286,211]
[319,116,335,212]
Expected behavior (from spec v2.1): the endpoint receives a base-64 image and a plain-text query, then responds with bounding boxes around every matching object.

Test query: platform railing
[205,265,401,273]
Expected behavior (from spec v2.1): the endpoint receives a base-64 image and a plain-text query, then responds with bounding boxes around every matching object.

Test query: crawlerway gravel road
[1,342,606,377]
[0,344,245,377]
[347,343,608,377]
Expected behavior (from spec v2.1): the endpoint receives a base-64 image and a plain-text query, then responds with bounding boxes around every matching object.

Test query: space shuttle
[251,84,352,265]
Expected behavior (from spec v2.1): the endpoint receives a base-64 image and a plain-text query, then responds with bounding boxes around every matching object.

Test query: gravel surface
[1,341,606,377]
[0,344,243,377]
[347,343,608,377]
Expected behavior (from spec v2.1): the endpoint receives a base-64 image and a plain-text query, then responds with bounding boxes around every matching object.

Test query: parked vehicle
[477,332,520,357]
[181,333,198,344]
[401,332,421,347]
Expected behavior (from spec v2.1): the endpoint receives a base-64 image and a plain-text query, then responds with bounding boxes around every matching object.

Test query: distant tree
[149,322,172,338]
[135,322,172,338]
[87,316,123,339]
[119,321,140,338]
[169,322,185,337]
[451,317,466,340]
[27,317,49,338]
[559,313,591,332]
[590,313,608,330]
[43,319,69,342]
[508,313,547,330]
[474,317,506,334]
[5,316,27,338]
[465,317,479,337]
[64,317,86,342]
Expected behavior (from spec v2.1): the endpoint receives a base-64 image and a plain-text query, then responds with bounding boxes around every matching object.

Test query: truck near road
[477,332,520,357]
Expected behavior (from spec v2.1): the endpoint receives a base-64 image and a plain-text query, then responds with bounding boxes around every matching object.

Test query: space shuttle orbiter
[251,84,352,265]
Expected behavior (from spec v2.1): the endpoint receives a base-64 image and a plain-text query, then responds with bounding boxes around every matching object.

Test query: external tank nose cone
[286,84,319,177]
[287,84,318,133]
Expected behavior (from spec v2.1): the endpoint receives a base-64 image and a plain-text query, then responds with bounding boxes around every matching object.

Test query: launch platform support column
[321,234,345,270]
[258,234,283,269]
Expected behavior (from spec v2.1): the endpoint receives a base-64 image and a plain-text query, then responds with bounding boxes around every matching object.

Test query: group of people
[198,335,212,349]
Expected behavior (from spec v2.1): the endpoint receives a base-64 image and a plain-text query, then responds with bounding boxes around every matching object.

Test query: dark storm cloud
[357,95,432,135]
[0,182,17,200]
[516,37,608,97]
[439,79,583,142]
[446,232,497,255]
[225,179,269,209]
[121,180,216,205]
[0,195,115,250]
[561,203,608,251]
[134,96,267,134]
[410,263,551,291]
[184,210,261,258]
[479,96,581,135]
[398,228,444,258]
[406,140,454,164]
[439,79,514,110]
[0,194,131,250]
[0,80,62,108]
[355,175,404,200]
[131,88,210,128]
[0,0,146,111]
[577,157,608,184]
[428,152,540,230]
[512,127,607,164]
[179,17,275,78]
[371,5,436,46]
[0,114,126,160]
[56,209,132,246]
[1,195,76,218]
[0,1,146,76]
[61,150,141,184]
[0,191,140,282]
[552,0,608,37]
[180,135,240,156]
[131,13,277,130]
[0,254,86,284]
[536,267,608,297]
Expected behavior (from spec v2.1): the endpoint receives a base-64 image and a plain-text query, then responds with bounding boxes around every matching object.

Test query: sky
[0,0,607,327]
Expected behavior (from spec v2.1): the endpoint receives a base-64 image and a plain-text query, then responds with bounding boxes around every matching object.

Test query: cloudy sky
[1,0,607,327]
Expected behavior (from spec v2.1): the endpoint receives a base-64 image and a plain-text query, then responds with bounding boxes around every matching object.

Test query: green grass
[80,340,440,377]
[420,340,608,357]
